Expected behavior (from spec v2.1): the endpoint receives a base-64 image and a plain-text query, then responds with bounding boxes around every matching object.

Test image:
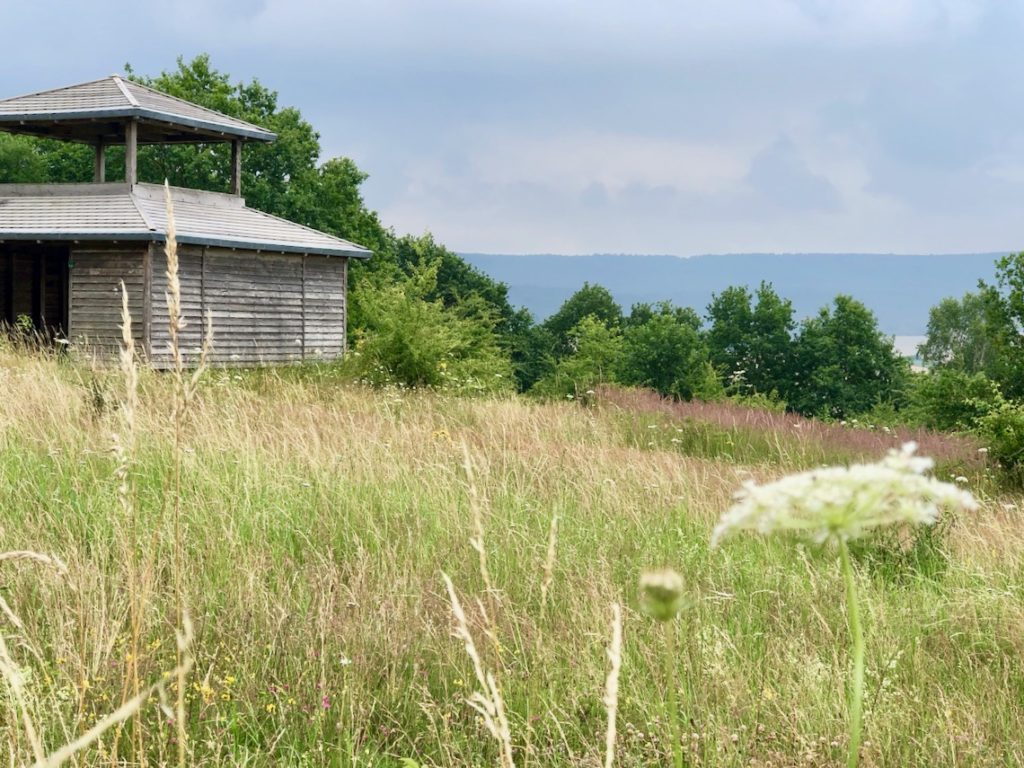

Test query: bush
[352,261,512,393]
[907,369,1004,432]
[531,315,623,399]
[977,401,1024,484]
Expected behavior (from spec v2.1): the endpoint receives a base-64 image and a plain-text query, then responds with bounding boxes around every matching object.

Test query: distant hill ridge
[461,252,1005,336]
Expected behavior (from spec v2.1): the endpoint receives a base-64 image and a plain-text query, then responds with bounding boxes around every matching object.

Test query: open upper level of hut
[0,75,370,365]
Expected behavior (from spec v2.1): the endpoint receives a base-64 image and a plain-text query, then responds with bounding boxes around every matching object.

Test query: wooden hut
[0,75,370,365]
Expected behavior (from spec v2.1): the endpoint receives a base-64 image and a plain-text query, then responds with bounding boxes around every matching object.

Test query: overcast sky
[2,1,1023,255]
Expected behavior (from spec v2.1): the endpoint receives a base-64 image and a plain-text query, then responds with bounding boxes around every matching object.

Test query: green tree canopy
[543,283,623,357]
[918,292,997,375]
[533,315,624,398]
[789,295,908,418]
[977,252,1024,399]
[706,285,754,387]
[352,258,511,392]
[706,282,795,397]
[620,301,718,400]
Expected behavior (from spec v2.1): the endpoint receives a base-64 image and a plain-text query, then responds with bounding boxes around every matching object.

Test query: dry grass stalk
[111,280,145,764]
[0,551,68,572]
[163,180,211,768]
[462,444,498,608]
[461,444,504,668]
[540,514,559,613]
[442,573,515,768]
[603,603,623,768]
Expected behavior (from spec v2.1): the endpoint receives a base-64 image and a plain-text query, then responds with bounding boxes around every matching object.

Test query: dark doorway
[0,244,70,339]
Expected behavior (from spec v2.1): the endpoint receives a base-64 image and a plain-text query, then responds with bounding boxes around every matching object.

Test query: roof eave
[0,230,371,258]
[0,107,276,142]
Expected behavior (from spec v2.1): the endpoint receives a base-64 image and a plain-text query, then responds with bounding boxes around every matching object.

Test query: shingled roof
[0,75,276,144]
[0,183,370,258]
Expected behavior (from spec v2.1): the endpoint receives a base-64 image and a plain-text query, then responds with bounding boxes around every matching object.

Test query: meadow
[0,348,1022,766]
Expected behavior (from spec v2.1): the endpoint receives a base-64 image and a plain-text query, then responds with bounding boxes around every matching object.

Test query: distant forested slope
[462,252,1002,334]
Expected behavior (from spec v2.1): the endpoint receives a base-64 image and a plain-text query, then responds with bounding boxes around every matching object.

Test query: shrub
[977,401,1024,484]
[531,315,623,399]
[352,261,512,393]
[907,369,1004,432]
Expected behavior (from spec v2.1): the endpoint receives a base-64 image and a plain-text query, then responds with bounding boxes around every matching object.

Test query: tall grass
[0,352,1021,764]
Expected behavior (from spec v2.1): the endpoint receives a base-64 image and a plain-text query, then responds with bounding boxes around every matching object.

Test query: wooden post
[125,119,138,185]
[230,140,242,195]
[93,141,106,183]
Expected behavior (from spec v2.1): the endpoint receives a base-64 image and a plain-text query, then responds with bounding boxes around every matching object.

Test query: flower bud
[639,569,688,621]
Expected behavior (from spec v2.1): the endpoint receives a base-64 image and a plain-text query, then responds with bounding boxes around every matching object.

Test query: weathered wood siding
[303,254,347,360]
[149,244,204,364]
[149,245,347,366]
[68,246,146,355]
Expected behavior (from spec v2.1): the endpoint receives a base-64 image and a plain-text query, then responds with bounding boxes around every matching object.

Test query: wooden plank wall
[149,246,347,366]
[303,254,347,359]
[149,244,204,365]
[68,247,146,355]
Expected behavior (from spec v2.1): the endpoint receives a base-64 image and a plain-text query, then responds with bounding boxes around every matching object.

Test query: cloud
[745,137,842,212]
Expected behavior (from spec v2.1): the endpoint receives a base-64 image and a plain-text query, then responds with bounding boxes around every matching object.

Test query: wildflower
[712,441,977,768]
[639,568,689,768]
[639,569,689,622]
[265,703,275,713]
[711,442,977,547]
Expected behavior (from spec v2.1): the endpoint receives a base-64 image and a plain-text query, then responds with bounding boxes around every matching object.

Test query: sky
[2,0,1023,256]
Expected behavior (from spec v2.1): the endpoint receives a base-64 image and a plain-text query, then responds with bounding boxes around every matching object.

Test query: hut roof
[0,183,370,258]
[0,76,276,144]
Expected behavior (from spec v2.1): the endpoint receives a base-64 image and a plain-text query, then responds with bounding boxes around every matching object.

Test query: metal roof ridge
[111,75,139,107]
[128,185,157,232]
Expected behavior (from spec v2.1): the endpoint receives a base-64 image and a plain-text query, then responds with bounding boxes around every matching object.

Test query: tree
[706,286,754,389]
[918,293,996,375]
[789,295,908,419]
[620,301,719,400]
[0,134,47,182]
[747,282,796,397]
[532,315,623,398]
[543,283,623,357]
[706,282,795,397]
[977,253,1024,400]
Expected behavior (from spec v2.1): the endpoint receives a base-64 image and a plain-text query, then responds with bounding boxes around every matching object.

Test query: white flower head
[712,443,978,547]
